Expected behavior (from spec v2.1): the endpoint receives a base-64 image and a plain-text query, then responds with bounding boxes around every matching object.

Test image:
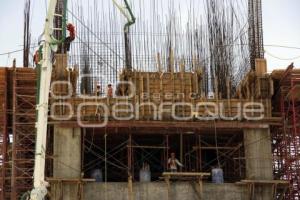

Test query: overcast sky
[0,0,300,71]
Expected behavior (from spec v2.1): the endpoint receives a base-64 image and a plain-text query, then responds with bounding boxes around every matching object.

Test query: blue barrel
[91,169,103,182]
[139,169,151,182]
[212,168,224,184]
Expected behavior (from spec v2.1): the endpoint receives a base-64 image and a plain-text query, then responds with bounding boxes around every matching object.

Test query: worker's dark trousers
[64,37,74,52]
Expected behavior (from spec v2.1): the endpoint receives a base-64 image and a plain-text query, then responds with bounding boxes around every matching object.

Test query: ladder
[53,0,67,53]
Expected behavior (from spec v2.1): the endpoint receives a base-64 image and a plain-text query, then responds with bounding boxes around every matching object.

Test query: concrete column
[53,126,81,200]
[243,128,273,200]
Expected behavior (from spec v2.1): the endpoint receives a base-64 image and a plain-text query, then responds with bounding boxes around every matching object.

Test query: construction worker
[33,50,40,66]
[168,152,183,172]
[95,83,102,96]
[33,46,43,67]
[64,23,76,52]
[107,84,113,98]
[70,65,79,96]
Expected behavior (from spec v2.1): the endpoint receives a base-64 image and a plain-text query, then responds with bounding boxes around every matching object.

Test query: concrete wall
[244,128,273,180]
[83,182,248,200]
[53,127,81,178]
[244,128,273,200]
[52,126,81,200]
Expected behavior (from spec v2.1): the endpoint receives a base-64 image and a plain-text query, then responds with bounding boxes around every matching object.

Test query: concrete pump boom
[29,0,132,199]
[30,0,66,199]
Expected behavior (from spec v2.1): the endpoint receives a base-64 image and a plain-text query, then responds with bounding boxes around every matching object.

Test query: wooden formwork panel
[237,71,273,99]
[50,97,272,121]
[0,67,8,200]
[50,69,272,122]
[126,71,200,97]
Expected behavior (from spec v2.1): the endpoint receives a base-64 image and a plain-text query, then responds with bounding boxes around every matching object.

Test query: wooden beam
[46,178,95,182]
[128,145,167,149]
[55,120,274,130]
[193,146,238,150]
[162,172,210,177]
[240,179,289,185]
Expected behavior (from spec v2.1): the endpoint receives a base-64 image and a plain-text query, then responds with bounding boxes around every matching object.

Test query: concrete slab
[83,182,249,200]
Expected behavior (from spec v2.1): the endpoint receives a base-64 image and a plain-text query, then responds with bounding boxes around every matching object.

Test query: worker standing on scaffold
[168,152,183,172]
[33,46,43,67]
[64,23,76,52]
[107,84,113,98]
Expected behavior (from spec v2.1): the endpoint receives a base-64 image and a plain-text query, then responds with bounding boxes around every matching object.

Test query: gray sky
[0,0,300,71]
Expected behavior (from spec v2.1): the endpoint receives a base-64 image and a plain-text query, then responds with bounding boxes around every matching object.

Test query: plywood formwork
[50,68,273,122]
[0,68,9,199]
[236,71,273,99]
[118,71,202,99]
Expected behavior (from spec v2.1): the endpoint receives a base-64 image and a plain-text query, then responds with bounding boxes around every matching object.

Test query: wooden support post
[214,77,219,100]
[226,78,232,116]
[59,181,63,200]
[171,71,175,106]
[168,49,174,73]
[128,134,132,176]
[190,73,194,104]
[160,73,163,112]
[166,135,169,170]
[128,175,133,200]
[195,135,199,172]
[251,183,255,200]
[180,59,185,73]
[76,182,81,200]
[165,175,171,200]
[81,128,86,176]
[147,73,151,119]
[140,75,144,117]
[104,132,107,183]
[180,64,185,116]
[128,134,133,200]
[247,183,252,200]
[198,177,203,199]
[180,133,183,172]
[157,53,162,72]
[272,183,277,200]
[198,135,202,171]
[133,71,137,116]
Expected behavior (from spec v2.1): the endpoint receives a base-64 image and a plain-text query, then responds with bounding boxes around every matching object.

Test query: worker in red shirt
[33,50,40,66]
[64,23,76,52]
[33,46,43,67]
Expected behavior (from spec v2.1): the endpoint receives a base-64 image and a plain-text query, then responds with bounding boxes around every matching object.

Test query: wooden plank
[240,179,289,184]
[54,119,278,130]
[46,178,95,182]
[162,172,210,177]
[157,53,162,72]
[129,145,167,149]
